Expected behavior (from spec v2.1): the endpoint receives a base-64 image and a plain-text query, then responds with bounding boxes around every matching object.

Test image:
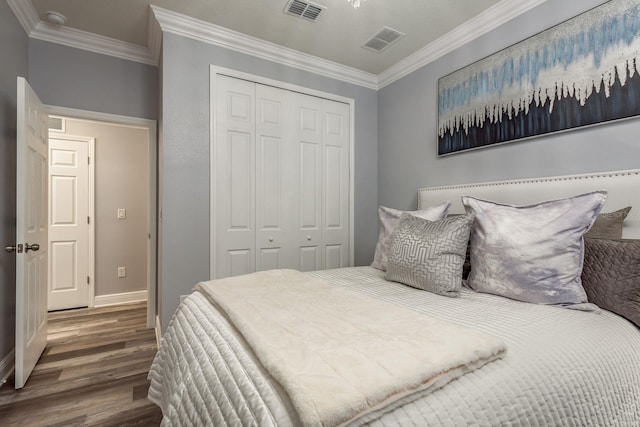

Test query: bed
[148,170,640,426]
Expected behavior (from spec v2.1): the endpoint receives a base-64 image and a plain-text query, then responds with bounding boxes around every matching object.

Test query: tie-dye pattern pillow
[462,191,607,306]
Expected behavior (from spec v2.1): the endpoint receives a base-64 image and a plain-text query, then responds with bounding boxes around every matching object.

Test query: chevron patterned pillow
[386,213,474,297]
[371,202,451,271]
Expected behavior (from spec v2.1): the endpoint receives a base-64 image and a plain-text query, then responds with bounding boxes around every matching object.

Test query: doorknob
[5,244,23,253]
[25,243,40,253]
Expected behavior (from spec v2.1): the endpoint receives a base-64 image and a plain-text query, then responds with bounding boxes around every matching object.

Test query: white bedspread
[149,267,640,426]
[194,269,506,426]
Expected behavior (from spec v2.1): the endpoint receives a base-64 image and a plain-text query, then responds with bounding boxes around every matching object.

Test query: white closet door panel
[228,249,252,277]
[324,146,343,228]
[213,72,352,277]
[299,142,320,229]
[325,245,343,270]
[258,136,281,229]
[322,99,350,269]
[299,246,320,272]
[256,133,285,272]
[291,92,322,269]
[258,248,280,271]
[215,75,256,278]
[255,84,297,271]
[228,131,253,229]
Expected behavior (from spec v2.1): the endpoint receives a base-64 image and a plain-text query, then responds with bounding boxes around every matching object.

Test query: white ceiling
[28,0,505,75]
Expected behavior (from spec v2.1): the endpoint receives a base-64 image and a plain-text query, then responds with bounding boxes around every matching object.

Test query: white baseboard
[0,348,15,388]
[94,290,147,307]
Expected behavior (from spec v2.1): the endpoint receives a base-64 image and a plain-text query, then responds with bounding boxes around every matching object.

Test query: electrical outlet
[117,208,126,219]
[117,267,126,278]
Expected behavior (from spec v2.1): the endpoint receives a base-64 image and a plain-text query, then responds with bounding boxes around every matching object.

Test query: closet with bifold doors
[213,73,351,279]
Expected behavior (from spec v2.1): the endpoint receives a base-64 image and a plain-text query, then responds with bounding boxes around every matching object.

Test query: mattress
[148,266,640,426]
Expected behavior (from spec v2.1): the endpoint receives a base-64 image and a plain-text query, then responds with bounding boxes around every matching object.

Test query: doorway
[45,107,157,328]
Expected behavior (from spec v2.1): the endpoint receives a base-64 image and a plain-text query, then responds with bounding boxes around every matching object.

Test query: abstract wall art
[438,0,640,155]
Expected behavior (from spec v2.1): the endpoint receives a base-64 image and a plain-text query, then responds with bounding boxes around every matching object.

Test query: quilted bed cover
[148,267,640,426]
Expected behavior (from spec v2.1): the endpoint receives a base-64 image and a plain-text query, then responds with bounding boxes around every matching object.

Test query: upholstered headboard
[418,170,640,239]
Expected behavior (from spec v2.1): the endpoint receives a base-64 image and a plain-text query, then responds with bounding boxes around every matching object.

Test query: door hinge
[87,276,90,284]
[87,216,90,224]
[88,156,90,165]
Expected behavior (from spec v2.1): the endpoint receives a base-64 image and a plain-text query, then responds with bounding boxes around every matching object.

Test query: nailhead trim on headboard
[417,170,640,239]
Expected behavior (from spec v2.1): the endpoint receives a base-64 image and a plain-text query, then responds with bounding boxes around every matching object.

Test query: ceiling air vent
[362,26,406,53]
[48,115,65,132]
[284,0,325,22]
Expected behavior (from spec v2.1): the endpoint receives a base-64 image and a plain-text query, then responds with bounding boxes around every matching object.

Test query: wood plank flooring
[0,302,163,426]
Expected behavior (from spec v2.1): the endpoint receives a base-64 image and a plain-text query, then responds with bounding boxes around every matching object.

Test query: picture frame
[438,0,640,156]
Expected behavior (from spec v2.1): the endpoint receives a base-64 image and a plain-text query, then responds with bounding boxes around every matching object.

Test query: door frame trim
[47,133,96,308]
[44,105,158,329]
[209,65,356,278]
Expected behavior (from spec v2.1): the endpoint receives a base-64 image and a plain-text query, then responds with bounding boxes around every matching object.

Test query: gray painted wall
[378,0,640,211]
[160,33,378,328]
[0,0,28,375]
[28,40,158,120]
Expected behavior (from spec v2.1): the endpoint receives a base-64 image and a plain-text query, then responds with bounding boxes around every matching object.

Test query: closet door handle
[268,237,274,243]
[306,235,312,241]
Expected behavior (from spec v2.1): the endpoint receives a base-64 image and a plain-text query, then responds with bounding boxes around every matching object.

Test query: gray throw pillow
[462,191,607,306]
[582,238,640,328]
[371,202,450,271]
[385,213,474,297]
[584,206,632,240]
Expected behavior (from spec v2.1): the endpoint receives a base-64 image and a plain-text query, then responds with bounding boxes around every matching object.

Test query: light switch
[117,208,126,219]
[117,267,126,278]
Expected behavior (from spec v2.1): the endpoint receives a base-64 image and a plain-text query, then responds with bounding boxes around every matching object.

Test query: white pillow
[371,202,451,271]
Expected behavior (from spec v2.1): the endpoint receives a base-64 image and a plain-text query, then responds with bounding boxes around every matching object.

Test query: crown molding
[147,9,162,65]
[6,0,39,34]
[8,0,547,89]
[6,0,157,66]
[29,23,157,65]
[377,0,548,89]
[150,5,378,90]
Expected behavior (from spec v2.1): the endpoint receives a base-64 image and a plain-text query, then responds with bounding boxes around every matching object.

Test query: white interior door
[48,136,91,310]
[15,77,49,389]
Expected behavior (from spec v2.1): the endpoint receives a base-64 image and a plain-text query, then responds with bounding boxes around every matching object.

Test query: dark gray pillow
[582,238,640,328]
[447,214,472,280]
[385,213,474,297]
[585,207,632,240]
